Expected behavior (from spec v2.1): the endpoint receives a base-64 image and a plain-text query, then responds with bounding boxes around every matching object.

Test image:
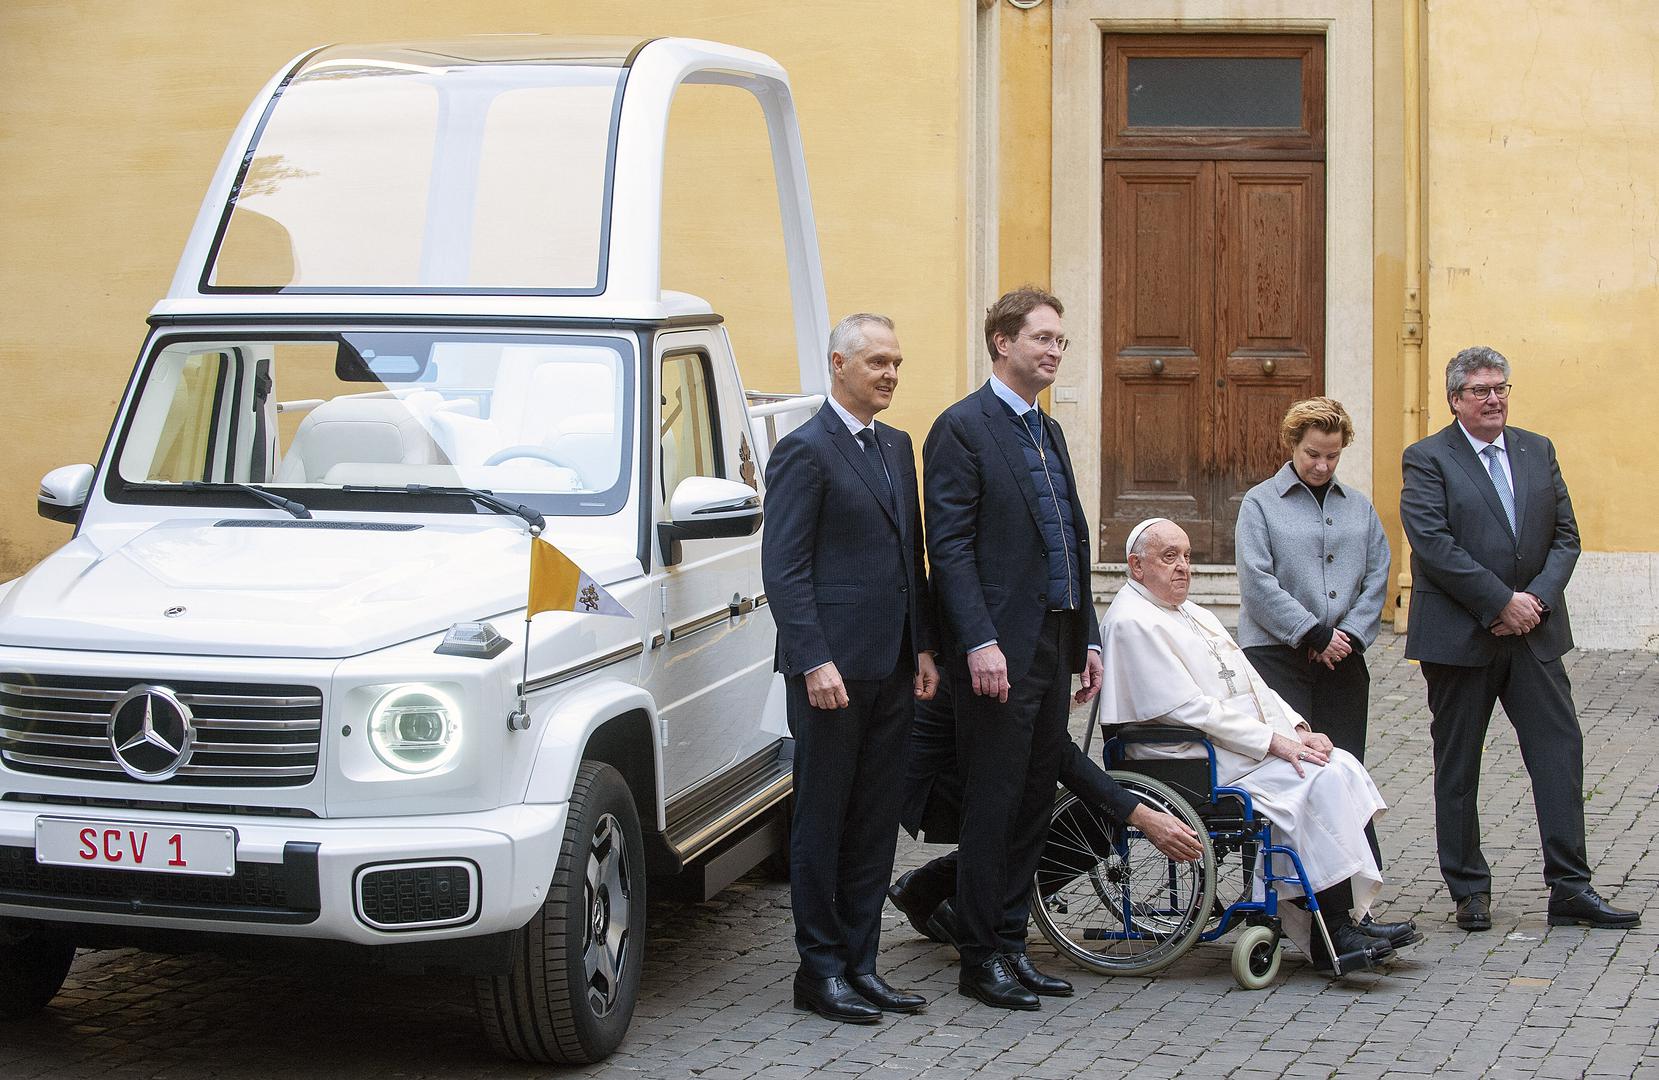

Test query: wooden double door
[1097,34,1326,564]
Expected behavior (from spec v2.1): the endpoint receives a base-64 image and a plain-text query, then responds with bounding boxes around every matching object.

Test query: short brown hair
[1280,396,1354,449]
[984,286,1064,362]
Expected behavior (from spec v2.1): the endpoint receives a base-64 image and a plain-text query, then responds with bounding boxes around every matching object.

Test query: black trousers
[786,665,912,978]
[1421,641,1592,900]
[954,612,1072,966]
[1244,643,1381,868]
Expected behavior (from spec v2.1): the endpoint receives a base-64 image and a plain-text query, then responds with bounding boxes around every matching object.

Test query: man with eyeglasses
[1401,345,1639,932]
[922,287,1101,1009]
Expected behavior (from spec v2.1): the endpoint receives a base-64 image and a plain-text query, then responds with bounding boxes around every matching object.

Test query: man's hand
[967,644,1010,702]
[1298,730,1334,756]
[1268,731,1327,778]
[1126,803,1204,862]
[1491,591,1543,637]
[804,662,850,710]
[1074,649,1104,705]
[914,652,940,701]
[1313,629,1354,670]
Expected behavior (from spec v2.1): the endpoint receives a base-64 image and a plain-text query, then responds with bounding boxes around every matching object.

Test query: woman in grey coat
[1235,397,1390,775]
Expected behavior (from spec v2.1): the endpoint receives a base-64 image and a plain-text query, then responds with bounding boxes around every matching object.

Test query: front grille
[358,862,477,930]
[0,842,320,924]
[0,673,323,788]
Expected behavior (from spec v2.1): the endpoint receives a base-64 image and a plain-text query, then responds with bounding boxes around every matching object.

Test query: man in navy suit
[762,313,939,1023]
[1402,345,1638,932]
[923,287,1101,1009]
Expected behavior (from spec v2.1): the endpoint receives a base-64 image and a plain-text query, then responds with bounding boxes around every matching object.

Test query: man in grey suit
[1401,345,1638,931]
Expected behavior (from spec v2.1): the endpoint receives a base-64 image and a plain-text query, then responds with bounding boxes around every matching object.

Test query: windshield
[204,42,632,293]
[111,331,637,518]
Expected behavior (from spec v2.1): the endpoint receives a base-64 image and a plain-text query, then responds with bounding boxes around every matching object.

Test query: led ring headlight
[368,684,463,774]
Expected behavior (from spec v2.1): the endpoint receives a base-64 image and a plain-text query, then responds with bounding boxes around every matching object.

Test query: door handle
[729,593,756,618]
[1149,358,1165,375]
[1262,359,1277,375]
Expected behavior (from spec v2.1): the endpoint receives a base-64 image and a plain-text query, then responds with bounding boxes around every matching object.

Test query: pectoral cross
[1216,663,1239,696]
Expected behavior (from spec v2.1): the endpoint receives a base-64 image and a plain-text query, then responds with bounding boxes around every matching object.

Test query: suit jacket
[923,381,1100,683]
[1401,422,1579,665]
[762,403,935,681]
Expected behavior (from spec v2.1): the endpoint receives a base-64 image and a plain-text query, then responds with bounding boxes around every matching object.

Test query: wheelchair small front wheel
[1230,924,1282,990]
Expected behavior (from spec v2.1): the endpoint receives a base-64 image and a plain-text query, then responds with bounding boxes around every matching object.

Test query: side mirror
[658,476,763,566]
[38,464,94,525]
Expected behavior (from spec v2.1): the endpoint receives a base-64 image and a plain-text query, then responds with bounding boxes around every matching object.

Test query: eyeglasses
[1456,382,1512,401]
[1019,332,1070,353]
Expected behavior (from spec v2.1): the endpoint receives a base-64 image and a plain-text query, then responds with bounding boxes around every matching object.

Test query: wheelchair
[1029,701,1352,989]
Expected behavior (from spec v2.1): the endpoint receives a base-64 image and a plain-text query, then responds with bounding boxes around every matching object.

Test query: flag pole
[509,524,540,732]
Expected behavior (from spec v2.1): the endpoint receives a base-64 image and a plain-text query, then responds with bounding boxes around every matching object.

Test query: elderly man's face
[1450,365,1509,443]
[1130,524,1192,607]
[831,323,902,422]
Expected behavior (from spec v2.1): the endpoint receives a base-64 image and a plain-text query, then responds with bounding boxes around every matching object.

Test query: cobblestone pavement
[3,634,1655,1079]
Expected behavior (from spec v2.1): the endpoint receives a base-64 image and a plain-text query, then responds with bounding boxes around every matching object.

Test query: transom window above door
[1105,34,1324,156]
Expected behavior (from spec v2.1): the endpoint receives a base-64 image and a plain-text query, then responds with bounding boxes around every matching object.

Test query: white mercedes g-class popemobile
[0,37,830,1065]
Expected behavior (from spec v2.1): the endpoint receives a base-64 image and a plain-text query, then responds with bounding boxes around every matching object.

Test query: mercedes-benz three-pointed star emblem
[108,684,194,781]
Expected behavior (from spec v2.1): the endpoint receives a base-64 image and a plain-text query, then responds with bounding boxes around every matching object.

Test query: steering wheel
[482,445,576,470]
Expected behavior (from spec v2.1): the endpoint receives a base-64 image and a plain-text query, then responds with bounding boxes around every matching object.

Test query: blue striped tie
[1483,445,1517,533]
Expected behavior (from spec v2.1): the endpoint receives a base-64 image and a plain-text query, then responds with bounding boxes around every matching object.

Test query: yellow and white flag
[527,536,631,619]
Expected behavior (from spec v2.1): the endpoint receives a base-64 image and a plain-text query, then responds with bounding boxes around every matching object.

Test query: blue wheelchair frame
[1096,724,1344,971]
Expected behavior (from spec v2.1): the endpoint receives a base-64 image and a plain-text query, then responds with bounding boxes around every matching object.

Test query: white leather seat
[275,395,448,483]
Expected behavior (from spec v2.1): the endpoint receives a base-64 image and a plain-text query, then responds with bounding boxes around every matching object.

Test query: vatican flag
[527,536,631,619]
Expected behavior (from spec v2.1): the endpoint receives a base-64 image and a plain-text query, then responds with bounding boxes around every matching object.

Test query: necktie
[1022,410,1045,458]
[1483,444,1517,533]
[857,429,894,510]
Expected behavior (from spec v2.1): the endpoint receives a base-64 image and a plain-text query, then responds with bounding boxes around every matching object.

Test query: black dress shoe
[792,974,882,1023]
[1005,952,1073,996]
[888,870,947,942]
[1359,914,1423,949]
[1547,886,1641,929]
[925,898,963,951]
[958,955,1040,1010]
[1455,892,1492,932]
[1310,915,1395,975]
[847,973,926,1013]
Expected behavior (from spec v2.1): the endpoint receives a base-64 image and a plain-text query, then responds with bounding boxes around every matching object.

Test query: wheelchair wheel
[1030,772,1214,976]
[1230,924,1282,990]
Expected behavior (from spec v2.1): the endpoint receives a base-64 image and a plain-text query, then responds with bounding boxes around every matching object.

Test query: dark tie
[857,429,894,510]
[1022,410,1044,451]
[1482,444,1517,533]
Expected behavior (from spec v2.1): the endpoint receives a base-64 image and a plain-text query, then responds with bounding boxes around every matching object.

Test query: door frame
[1049,0,1375,563]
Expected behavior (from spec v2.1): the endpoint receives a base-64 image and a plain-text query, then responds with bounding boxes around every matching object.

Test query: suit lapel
[1041,412,1089,537]
[1506,429,1531,533]
[976,383,1046,530]
[820,404,900,530]
[1442,423,1517,543]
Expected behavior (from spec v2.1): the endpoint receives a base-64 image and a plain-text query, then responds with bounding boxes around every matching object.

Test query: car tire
[476,761,646,1064]
[0,924,75,1021]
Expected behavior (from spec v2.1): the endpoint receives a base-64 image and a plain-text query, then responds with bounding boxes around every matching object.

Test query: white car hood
[0,520,637,658]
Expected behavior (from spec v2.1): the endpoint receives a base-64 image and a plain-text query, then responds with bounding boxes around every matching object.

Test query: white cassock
[1099,580,1386,931]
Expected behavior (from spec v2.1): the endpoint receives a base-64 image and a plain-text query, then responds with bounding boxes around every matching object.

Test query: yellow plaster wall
[0,1,970,578]
[1370,0,1410,618]
[997,3,1054,292]
[1422,0,1659,552]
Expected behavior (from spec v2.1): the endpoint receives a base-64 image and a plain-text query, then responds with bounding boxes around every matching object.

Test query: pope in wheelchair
[1033,517,1420,982]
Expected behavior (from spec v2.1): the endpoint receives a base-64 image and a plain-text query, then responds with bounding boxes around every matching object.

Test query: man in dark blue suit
[1402,345,1638,932]
[923,287,1101,1009]
[762,313,939,1023]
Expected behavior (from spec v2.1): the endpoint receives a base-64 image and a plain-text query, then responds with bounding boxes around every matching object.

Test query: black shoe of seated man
[1547,886,1641,929]
[925,897,963,952]
[792,973,882,1023]
[1004,951,1073,996]
[889,869,948,943]
[1455,892,1492,932]
[958,954,1041,1011]
[847,973,926,1013]
[1310,915,1395,975]
[1359,914,1424,949]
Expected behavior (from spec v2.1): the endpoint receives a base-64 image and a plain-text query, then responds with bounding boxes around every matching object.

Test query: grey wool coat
[1235,462,1391,651]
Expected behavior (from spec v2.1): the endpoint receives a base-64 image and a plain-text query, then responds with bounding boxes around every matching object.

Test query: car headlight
[368,684,463,774]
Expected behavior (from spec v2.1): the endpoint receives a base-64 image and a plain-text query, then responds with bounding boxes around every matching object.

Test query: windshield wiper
[178,481,311,519]
[341,484,546,532]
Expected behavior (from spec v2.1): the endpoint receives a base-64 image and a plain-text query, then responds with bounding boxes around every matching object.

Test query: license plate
[35,817,237,877]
